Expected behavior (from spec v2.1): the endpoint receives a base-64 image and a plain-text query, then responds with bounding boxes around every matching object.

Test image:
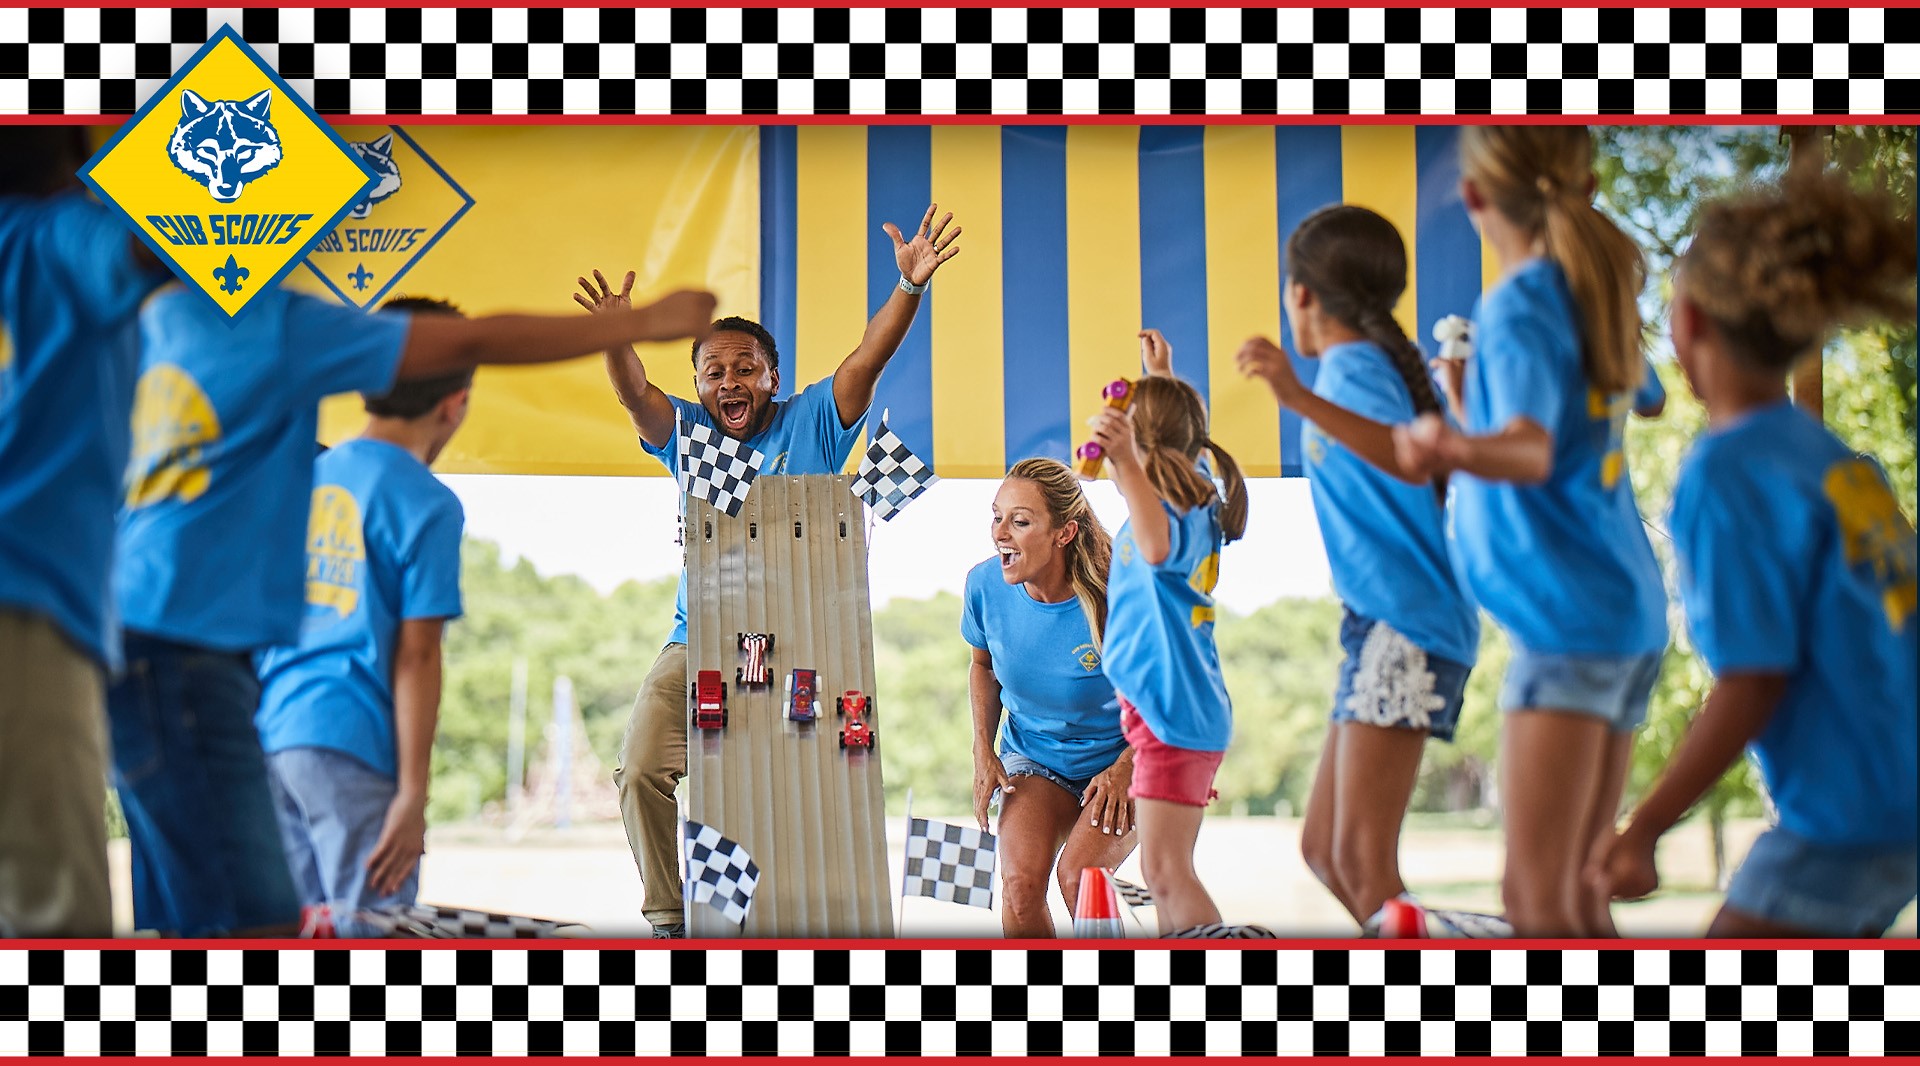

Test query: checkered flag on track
[1111,874,1155,911]
[851,411,938,522]
[683,820,761,927]
[901,816,996,909]
[678,413,765,518]
[303,902,579,939]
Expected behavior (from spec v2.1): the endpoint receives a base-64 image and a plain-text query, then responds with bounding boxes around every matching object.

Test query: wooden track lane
[684,476,891,937]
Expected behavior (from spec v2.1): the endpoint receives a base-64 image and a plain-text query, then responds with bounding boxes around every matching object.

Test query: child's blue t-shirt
[114,285,411,652]
[0,192,167,667]
[255,438,466,779]
[960,558,1127,781]
[1302,340,1480,665]
[641,377,864,645]
[1449,258,1668,657]
[1101,498,1232,752]
[1670,402,1917,848]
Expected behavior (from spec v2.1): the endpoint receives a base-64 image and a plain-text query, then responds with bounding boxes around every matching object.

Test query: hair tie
[1535,175,1556,198]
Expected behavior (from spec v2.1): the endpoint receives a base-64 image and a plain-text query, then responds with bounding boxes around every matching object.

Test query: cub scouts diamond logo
[303,127,476,310]
[78,26,376,321]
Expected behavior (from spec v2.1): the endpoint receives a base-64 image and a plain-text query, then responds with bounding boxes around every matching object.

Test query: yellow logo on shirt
[1072,642,1101,672]
[1588,387,1635,490]
[76,27,376,320]
[1188,551,1220,597]
[1824,459,1918,631]
[0,318,13,410]
[306,485,366,617]
[124,363,221,508]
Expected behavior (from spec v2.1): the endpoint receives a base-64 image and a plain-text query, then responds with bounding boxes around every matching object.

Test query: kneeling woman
[965,458,1136,937]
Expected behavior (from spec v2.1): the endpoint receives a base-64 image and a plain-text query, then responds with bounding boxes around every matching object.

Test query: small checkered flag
[678,413,765,518]
[852,410,938,521]
[901,816,997,909]
[1110,874,1155,911]
[683,820,761,927]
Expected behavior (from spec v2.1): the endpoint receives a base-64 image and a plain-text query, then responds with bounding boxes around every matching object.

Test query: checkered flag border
[677,415,764,519]
[306,903,576,940]
[3,7,1914,117]
[852,415,939,523]
[681,820,761,928]
[901,816,997,910]
[1,945,1913,1055]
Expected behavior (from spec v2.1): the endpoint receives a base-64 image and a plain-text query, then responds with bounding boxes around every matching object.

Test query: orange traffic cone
[1375,896,1429,938]
[1073,867,1126,938]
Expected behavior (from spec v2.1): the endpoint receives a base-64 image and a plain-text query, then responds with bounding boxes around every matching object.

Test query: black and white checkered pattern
[852,417,938,523]
[1,946,1913,1055]
[901,817,996,909]
[3,7,1914,116]
[677,416,763,519]
[682,820,761,927]
[1112,874,1156,911]
[318,904,579,940]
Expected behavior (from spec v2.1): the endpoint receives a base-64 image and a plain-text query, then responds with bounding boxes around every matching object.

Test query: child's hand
[1235,335,1305,405]
[1087,406,1142,472]
[1392,413,1457,481]
[1138,328,1173,378]
[1588,828,1660,901]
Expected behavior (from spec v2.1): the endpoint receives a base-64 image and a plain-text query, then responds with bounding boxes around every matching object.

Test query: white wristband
[897,274,929,296]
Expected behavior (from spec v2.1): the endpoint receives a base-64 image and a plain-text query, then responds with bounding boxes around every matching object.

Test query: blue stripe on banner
[1000,127,1073,467]
[1273,127,1345,477]
[1138,127,1210,405]
[1415,126,1481,363]
[866,126,935,460]
[760,126,799,400]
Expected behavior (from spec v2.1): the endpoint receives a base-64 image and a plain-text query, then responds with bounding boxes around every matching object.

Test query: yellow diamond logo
[78,26,376,321]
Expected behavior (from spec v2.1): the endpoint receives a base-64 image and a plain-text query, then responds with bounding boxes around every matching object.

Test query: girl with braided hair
[1237,205,1480,934]
[1393,126,1669,938]
[1595,171,1917,937]
[1084,347,1255,938]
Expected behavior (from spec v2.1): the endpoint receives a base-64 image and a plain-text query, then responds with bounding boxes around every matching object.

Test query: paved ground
[108,814,1915,939]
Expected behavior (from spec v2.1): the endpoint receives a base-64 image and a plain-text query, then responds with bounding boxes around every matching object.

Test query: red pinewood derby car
[837,690,875,750]
[785,668,818,722]
[691,670,727,729]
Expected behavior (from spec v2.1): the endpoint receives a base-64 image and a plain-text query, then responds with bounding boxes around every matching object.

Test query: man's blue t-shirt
[115,285,411,652]
[1301,340,1479,665]
[256,439,466,779]
[960,558,1126,781]
[641,377,864,645]
[1102,499,1231,752]
[1449,258,1668,657]
[0,192,166,666]
[1670,402,1917,848]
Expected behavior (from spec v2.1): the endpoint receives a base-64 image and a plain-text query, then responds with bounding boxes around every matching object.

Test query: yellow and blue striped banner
[763,125,1487,478]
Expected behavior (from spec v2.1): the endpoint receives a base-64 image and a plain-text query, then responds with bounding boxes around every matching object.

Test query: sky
[442,473,1335,615]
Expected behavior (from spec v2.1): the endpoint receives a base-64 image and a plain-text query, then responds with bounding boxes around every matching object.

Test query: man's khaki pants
[0,610,112,937]
[612,642,688,928]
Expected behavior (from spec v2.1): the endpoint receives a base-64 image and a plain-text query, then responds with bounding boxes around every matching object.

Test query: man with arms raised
[577,204,960,938]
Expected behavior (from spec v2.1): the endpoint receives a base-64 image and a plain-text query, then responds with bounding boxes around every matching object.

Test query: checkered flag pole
[851,410,938,522]
[899,797,997,912]
[677,412,765,518]
[682,819,761,929]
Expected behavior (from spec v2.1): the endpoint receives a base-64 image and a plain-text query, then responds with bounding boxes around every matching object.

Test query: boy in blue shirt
[1596,174,1917,937]
[0,129,168,936]
[111,275,715,936]
[574,203,962,936]
[256,297,472,936]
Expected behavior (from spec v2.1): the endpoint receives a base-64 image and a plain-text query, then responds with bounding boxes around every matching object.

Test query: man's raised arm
[574,269,681,449]
[831,203,962,429]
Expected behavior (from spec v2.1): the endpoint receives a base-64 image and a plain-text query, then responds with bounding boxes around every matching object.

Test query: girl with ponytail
[1597,172,1917,937]
[1392,126,1669,938]
[964,458,1135,938]
[1236,205,1480,933]
[1085,337,1258,938]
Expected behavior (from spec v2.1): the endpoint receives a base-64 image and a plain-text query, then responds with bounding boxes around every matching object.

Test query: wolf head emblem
[346,135,402,219]
[168,89,284,204]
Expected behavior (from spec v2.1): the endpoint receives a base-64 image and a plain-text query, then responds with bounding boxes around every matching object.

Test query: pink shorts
[1120,699,1223,808]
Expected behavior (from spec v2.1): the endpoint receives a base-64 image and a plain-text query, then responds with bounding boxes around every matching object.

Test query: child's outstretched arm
[1589,673,1788,900]
[1088,405,1172,565]
[1392,413,1552,485]
[1236,335,1429,486]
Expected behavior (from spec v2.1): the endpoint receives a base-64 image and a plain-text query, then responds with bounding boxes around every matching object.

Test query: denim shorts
[996,750,1094,805]
[1498,647,1662,733]
[1724,826,1919,936]
[1330,610,1473,743]
[105,631,302,936]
